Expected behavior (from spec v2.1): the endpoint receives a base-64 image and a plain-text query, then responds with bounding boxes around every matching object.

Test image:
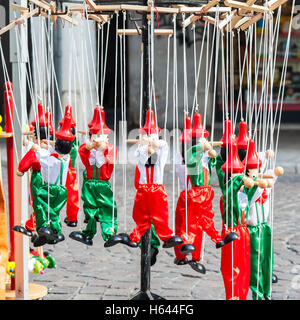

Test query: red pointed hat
[192,112,209,138]
[88,106,101,129]
[139,108,161,135]
[220,119,236,147]
[221,143,245,174]
[59,105,76,128]
[45,112,55,135]
[32,102,48,127]
[179,115,192,144]
[243,139,262,169]
[237,121,250,150]
[89,107,111,135]
[55,113,75,141]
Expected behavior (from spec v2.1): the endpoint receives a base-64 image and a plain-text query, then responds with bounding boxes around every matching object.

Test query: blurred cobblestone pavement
[1,130,300,300]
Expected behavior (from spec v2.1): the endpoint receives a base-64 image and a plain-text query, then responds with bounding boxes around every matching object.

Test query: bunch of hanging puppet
[12,102,284,300]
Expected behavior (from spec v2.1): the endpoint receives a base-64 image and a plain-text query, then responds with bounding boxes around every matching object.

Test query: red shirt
[79,143,117,181]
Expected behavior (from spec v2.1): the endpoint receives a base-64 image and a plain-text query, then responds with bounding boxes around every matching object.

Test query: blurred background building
[0,0,299,131]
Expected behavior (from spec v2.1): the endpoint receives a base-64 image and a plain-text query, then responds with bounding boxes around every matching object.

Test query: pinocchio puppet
[174,113,205,273]
[13,102,54,246]
[219,141,259,300]
[174,112,238,274]
[22,110,56,235]
[69,106,119,247]
[109,108,183,249]
[244,140,284,300]
[15,110,75,246]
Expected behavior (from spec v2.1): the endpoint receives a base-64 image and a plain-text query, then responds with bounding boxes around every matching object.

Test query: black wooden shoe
[272,274,278,284]
[47,238,58,245]
[216,232,239,249]
[37,227,58,240]
[174,258,188,265]
[180,244,196,255]
[118,233,138,248]
[104,235,123,248]
[69,231,93,246]
[64,217,78,228]
[12,225,32,237]
[33,234,48,247]
[188,260,206,274]
[163,236,183,248]
[48,233,65,244]
[151,247,159,266]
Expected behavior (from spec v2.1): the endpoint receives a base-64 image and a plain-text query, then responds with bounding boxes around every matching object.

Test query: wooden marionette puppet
[15,111,75,246]
[69,106,120,247]
[243,139,284,300]
[58,106,79,228]
[22,110,56,234]
[173,113,205,273]
[12,102,55,245]
[109,108,183,249]
[218,141,260,300]
[174,111,238,267]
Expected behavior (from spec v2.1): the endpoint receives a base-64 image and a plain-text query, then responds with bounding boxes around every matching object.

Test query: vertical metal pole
[132,1,163,301]
[9,0,29,300]
[140,0,152,296]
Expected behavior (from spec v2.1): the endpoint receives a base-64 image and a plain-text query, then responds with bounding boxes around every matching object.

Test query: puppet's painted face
[247,168,258,179]
[91,134,108,143]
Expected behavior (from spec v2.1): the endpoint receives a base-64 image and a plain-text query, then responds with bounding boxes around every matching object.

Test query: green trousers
[138,224,160,249]
[248,222,273,300]
[34,182,67,236]
[31,170,43,216]
[70,144,77,168]
[81,179,117,241]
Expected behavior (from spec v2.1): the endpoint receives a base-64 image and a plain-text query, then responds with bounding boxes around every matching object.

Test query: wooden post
[0,147,9,300]
[9,0,29,300]
[4,82,15,291]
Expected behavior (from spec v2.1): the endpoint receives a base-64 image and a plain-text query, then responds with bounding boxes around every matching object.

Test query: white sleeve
[238,191,249,211]
[36,148,50,164]
[158,141,169,168]
[249,187,265,208]
[135,144,150,165]
[95,150,107,168]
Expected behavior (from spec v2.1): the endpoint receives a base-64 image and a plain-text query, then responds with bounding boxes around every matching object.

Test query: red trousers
[174,189,204,261]
[65,167,79,222]
[129,184,173,243]
[221,225,250,300]
[176,186,222,244]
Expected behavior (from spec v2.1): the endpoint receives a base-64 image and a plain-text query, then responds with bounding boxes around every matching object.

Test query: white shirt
[175,153,192,191]
[246,169,277,226]
[36,148,70,186]
[89,148,107,168]
[201,150,210,171]
[135,140,168,185]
